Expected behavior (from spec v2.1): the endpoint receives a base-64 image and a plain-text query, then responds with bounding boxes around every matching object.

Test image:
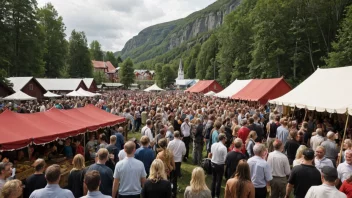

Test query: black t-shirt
[225,151,246,180]
[24,174,47,198]
[285,139,300,162]
[67,169,86,198]
[269,122,280,138]
[288,164,322,198]
[141,179,172,198]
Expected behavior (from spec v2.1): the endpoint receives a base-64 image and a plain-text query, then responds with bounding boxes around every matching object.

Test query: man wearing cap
[24,159,47,197]
[314,146,334,172]
[321,131,339,167]
[285,148,322,198]
[305,166,346,198]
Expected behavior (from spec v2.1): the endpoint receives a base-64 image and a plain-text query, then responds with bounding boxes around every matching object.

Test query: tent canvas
[76,88,96,97]
[232,78,291,105]
[204,91,216,96]
[44,91,61,98]
[144,84,164,92]
[215,79,252,98]
[66,90,83,97]
[185,80,223,93]
[3,91,36,101]
[270,67,352,114]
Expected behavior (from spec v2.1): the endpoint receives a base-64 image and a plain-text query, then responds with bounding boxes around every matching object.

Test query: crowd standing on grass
[0,91,352,198]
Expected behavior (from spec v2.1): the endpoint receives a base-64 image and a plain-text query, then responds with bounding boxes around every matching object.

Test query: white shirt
[168,138,186,162]
[40,105,46,112]
[118,150,127,161]
[210,141,227,165]
[337,161,352,182]
[314,157,334,172]
[305,183,346,198]
[267,150,291,177]
[141,126,154,143]
[310,135,325,151]
[181,122,191,137]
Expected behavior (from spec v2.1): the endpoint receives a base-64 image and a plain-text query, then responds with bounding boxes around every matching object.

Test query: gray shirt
[81,191,112,198]
[0,179,6,191]
[29,184,74,198]
[184,186,211,198]
[247,156,273,188]
[276,126,289,146]
[321,140,338,160]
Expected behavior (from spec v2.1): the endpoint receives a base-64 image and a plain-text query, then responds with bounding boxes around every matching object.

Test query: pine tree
[68,30,92,77]
[90,40,103,61]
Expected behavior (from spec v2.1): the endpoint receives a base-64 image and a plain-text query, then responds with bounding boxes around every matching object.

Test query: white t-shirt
[141,126,154,142]
[305,184,346,198]
[167,139,186,162]
[118,150,127,161]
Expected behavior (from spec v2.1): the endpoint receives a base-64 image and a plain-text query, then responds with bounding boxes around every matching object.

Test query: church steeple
[177,59,184,80]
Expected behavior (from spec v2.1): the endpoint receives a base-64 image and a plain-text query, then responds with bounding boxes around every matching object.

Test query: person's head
[118,127,124,133]
[124,141,136,155]
[146,119,152,128]
[345,149,352,165]
[344,139,352,150]
[253,144,267,157]
[110,135,117,144]
[97,148,109,162]
[32,158,46,172]
[315,146,325,159]
[248,117,254,124]
[233,138,243,149]
[84,170,101,192]
[214,121,221,130]
[45,164,61,184]
[233,125,241,137]
[158,138,168,149]
[303,148,315,162]
[326,131,335,140]
[190,167,209,193]
[321,166,338,184]
[0,179,23,198]
[247,131,257,141]
[274,115,280,122]
[140,136,150,147]
[148,159,167,182]
[72,154,85,170]
[99,133,106,143]
[295,145,307,159]
[273,139,283,151]
[218,133,227,144]
[174,131,181,139]
[0,162,11,179]
[316,128,323,136]
[241,119,247,126]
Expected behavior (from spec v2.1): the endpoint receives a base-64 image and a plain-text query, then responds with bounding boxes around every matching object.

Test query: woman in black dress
[67,154,86,198]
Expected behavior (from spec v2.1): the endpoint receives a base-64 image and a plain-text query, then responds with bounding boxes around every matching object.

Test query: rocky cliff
[118,0,242,63]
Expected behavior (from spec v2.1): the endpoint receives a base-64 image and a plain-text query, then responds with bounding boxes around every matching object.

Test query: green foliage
[326,5,352,68]
[90,40,103,61]
[162,65,176,88]
[119,58,135,89]
[155,63,164,87]
[196,34,218,80]
[38,3,67,78]
[105,51,118,67]
[93,70,108,85]
[68,30,92,78]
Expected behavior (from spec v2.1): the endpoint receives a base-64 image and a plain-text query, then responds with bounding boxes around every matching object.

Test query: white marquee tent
[204,91,216,97]
[144,84,164,92]
[269,66,352,114]
[44,91,61,98]
[3,91,36,101]
[76,88,96,97]
[214,79,252,98]
[66,90,83,97]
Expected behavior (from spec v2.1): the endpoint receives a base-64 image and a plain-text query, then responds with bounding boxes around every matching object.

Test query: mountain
[117,0,242,64]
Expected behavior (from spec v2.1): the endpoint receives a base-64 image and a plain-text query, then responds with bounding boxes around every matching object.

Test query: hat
[321,166,338,179]
[303,148,315,160]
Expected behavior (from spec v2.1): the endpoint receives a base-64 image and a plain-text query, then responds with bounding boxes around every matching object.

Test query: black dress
[141,179,172,198]
[24,174,47,198]
[67,169,86,198]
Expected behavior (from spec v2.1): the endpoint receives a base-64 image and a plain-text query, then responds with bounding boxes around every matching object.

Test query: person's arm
[67,172,73,190]
[249,183,255,198]
[284,158,291,176]
[284,183,294,198]
[112,178,120,198]
[140,177,146,187]
[224,181,230,198]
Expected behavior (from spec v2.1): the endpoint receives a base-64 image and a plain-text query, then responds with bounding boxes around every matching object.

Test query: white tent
[76,88,96,97]
[144,84,164,92]
[44,91,61,98]
[204,91,216,97]
[66,90,83,97]
[214,79,252,98]
[3,91,36,101]
[270,66,352,114]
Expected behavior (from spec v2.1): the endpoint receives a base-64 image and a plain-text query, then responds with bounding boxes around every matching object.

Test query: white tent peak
[144,84,164,92]
[204,91,216,97]
[44,91,61,98]
[3,91,36,101]
[215,79,252,98]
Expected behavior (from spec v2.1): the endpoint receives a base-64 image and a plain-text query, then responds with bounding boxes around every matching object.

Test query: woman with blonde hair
[67,154,86,198]
[246,131,257,158]
[0,179,23,198]
[184,167,211,198]
[293,145,307,167]
[341,139,352,163]
[156,138,175,177]
[142,159,172,198]
[225,160,254,198]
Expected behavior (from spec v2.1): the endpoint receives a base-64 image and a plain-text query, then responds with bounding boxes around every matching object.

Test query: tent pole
[290,106,296,120]
[339,113,350,164]
[303,108,308,121]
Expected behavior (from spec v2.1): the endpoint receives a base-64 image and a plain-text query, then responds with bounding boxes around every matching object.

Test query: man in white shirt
[314,146,334,172]
[310,128,324,151]
[267,140,290,198]
[306,166,346,198]
[337,149,352,183]
[209,133,227,198]
[181,118,191,161]
[141,119,154,147]
[167,131,186,196]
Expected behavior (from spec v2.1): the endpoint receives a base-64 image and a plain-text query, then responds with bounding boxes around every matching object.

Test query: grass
[128,132,226,198]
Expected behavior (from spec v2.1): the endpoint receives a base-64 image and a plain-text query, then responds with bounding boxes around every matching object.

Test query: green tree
[93,70,108,85]
[90,40,103,61]
[37,3,67,78]
[162,65,175,88]
[326,5,352,68]
[155,63,164,87]
[119,58,135,89]
[185,44,200,78]
[106,51,118,67]
[196,34,218,80]
[68,30,92,77]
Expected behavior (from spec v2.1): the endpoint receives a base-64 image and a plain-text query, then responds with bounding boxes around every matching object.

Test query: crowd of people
[0,90,352,198]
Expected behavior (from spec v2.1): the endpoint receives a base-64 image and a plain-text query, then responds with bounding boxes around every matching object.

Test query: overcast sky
[37,0,216,52]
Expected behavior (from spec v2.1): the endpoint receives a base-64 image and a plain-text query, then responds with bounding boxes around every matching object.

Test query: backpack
[201,158,212,175]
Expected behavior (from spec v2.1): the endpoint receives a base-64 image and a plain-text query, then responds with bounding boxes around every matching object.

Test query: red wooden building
[7,77,46,99]
[0,81,15,98]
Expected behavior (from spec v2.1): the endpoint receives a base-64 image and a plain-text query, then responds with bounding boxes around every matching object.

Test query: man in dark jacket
[193,118,204,165]
[248,117,264,142]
